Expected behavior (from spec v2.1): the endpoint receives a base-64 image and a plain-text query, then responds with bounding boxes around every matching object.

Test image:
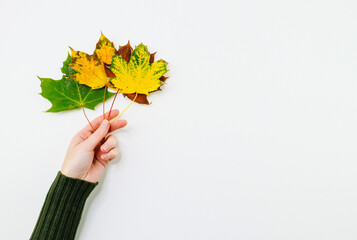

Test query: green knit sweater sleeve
[30,171,98,240]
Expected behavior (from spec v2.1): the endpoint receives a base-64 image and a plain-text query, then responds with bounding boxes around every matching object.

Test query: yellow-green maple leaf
[94,33,116,65]
[110,43,168,95]
[69,48,110,89]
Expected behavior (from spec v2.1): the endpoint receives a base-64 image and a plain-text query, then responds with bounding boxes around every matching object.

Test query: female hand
[61,109,127,183]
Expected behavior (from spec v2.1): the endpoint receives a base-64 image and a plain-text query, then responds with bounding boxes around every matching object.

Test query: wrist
[60,169,95,184]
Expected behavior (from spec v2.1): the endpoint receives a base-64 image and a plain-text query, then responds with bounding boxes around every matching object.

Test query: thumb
[83,119,110,150]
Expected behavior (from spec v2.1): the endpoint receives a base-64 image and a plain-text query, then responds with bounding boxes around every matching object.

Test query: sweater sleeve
[30,171,98,240]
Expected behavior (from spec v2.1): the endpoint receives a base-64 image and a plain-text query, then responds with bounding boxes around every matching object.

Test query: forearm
[30,171,98,240]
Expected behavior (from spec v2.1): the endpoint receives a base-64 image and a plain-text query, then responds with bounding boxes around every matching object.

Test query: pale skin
[61,109,127,183]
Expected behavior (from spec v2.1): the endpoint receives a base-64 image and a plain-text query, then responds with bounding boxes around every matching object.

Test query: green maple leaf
[39,54,115,113]
[61,53,75,76]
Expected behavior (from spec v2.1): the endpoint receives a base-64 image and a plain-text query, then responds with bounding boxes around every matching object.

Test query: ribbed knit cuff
[30,171,98,240]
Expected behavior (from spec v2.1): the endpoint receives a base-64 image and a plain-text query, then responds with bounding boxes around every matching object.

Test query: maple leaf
[116,41,133,62]
[94,33,117,65]
[110,41,148,104]
[110,43,168,102]
[124,53,169,104]
[39,54,115,112]
[111,41,168,104]
[69,48,111,89]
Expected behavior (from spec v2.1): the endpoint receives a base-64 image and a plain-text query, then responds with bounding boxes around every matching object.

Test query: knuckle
[112,148,120,157]
[79,131,90,141]
[107,135,117,146]
[111,136,118,146]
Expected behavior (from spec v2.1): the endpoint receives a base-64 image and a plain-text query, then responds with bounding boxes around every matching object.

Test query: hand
[61,109,127,183]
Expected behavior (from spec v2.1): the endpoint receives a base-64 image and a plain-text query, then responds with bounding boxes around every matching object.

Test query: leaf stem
[110,92,138,124]
[82,106,94,131]
[107,89,120,120]
[102,85,107,120]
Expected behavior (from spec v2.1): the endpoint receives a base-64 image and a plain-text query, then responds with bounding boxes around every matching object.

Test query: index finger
[72,109,127,146]
[83,109,120,133]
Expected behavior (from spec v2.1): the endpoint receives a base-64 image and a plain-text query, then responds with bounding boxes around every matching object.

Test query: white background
[1,0,357,239]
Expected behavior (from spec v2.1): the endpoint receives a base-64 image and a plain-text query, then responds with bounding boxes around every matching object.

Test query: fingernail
[102,154,108,159]
[101,145,108,152]
[101,119,108,127]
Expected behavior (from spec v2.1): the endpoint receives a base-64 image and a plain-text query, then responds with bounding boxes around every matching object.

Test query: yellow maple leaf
[110,43,168,95]
[69,48,110,89]
[94,33,117,65]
